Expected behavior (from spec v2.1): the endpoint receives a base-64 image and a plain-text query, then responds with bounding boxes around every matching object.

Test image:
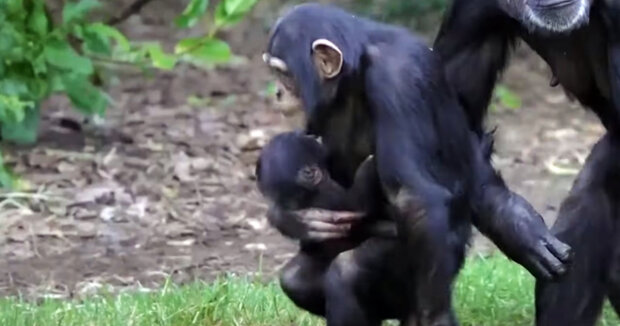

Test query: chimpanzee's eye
[297,165,322,187]
[278,73,295,89]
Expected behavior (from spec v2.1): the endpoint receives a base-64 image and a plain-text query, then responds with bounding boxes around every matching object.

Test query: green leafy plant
[491,85,522,112]
[171,0,259,69]
[0,0,117,147]
[0,0,259,188]
[0,0,135,187]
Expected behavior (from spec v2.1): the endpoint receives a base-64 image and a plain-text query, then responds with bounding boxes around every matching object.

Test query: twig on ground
[0,192,67,202]
[107,0,158,25]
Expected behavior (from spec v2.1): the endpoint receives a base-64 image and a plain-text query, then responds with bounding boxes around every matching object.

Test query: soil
[0,1,605,300]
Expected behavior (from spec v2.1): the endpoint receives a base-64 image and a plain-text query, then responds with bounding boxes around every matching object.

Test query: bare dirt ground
[0,1,605,299]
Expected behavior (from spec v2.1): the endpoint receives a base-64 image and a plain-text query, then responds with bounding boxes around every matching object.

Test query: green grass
[0,255,618,326]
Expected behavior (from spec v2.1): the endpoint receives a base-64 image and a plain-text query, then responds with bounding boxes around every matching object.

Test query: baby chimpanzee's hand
[266,206,365,242]
[297,209,366,241]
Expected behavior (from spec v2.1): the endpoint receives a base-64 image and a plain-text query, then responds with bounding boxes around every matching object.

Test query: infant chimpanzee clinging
[256,131,410,323]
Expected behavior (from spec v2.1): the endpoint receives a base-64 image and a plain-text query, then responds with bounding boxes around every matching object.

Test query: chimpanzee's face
[255,132,328,209]
[262,38,344,117]
[262,53,302,114]
[499,0,592,33]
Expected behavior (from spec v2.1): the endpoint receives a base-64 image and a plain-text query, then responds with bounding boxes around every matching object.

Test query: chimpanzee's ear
[311,39,343,79]
[262,53,288,72]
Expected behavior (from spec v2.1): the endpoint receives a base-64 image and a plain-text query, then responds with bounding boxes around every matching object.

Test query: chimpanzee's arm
[435,1,573,279]
[347,156,399,238]
[359,221,397,238]
[313,159,398,238]
[433,0,516,135]
[470,132,572,280]
[603,1,620,131]
[364,53,462,322]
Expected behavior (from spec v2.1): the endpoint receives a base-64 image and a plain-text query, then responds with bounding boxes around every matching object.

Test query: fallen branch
[107,0,158,25]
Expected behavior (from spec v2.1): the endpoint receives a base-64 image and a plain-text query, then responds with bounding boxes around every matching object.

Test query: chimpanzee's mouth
[532,0,574,10]
[525,0,589,33]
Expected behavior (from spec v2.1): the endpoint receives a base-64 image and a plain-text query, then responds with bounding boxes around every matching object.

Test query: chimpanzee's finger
[330,211,365,223]
[545,235,573,262]
[300,209,364,223]
[299,209,333,222]
[307,231,348,240]
[524,256,553,281]
[307,220,351,233]
[534,243,567,277]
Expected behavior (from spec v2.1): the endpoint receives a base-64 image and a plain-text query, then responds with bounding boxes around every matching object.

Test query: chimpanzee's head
[498,0,592,33]
[255,131,329,209]
[262,3,366,126]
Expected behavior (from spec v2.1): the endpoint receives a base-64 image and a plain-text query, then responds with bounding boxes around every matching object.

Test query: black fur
[535,135,620,325]
[265,4,570,325]
[434,1,620,324]
[256,131,407,324]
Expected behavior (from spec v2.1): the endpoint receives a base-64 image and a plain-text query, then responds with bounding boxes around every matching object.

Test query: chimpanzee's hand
[487,195,573,281]
[296,208,365,241]
[266,206,365,242]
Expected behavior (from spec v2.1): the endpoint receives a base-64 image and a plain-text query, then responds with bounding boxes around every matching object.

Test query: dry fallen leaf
[173,151,195,182]
[74,181,122,205]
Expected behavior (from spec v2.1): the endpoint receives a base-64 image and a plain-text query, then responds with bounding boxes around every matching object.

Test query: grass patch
[0,255,618,325]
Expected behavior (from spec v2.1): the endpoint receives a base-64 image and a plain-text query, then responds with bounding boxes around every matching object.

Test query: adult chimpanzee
[433,0,620,324]
[535,135,620,325]
[263,4,570,325]
[256,130,410,323]
[434,0,620,135]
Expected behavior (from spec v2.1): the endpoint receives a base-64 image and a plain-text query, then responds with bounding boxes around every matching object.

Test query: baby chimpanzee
[256,130,409,323]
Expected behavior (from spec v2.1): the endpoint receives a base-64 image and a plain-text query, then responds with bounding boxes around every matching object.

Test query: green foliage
[0,0,259,189]
[0,151,20,189]
[170,0,258,69]
[1,105,39,144]
[0,255,618,325]
[491,85,522,112]
[0,0,119,146]
[62,0,101,24]
[0,0,127,187]
[175,0,209,28]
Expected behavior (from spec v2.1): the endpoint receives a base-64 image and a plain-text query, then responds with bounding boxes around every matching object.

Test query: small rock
[191,157,211,171]
[236,129,267,151]
[244,243,267,252]
[173,152,195,182]
[99,206,117,222]
[127,197,148,219]
[246,217,267,231]
[167,238,196,247]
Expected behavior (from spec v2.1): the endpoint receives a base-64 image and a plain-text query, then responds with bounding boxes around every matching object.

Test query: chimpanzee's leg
[606,227,620,317]
[393,194,466,326]
[534,200,612,326]
[536,135,617,326]
[324,249,381,326]
[324,238,404,326]
[279,251,330,316]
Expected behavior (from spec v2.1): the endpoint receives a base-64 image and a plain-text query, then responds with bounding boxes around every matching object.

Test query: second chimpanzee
[535,135,620,325]
[256,130,409,323]
[263,4,571,326]
[434,0,620,324]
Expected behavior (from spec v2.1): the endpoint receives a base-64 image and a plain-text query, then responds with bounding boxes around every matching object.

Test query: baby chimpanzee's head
[256,131,329,209]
